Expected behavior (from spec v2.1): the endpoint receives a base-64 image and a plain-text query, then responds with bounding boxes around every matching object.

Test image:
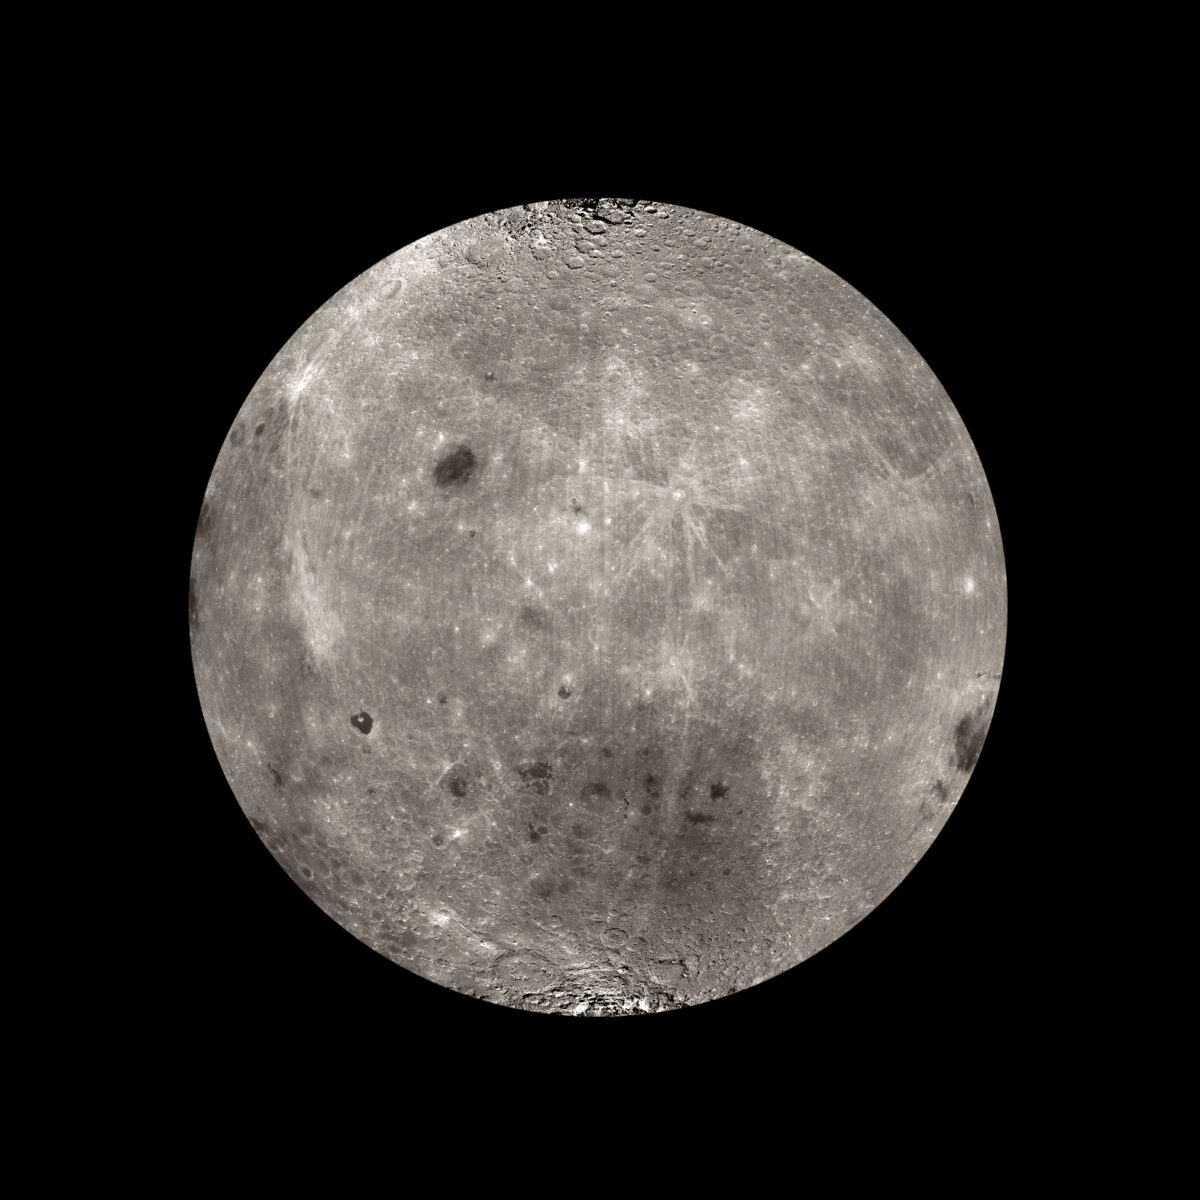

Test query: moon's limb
[190,199,1006,1015]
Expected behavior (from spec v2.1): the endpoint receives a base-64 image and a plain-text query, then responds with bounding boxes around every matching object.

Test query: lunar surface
[190,199,1006,1015]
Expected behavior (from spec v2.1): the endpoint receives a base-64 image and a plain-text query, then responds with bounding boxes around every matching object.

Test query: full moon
[189,199,1006,1015]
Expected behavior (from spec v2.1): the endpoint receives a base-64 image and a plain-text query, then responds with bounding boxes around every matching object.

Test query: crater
[441,768,470,800]
[350,711,373,735]
[519,604,551,631]
[580,781,611,810]
[953,701,992,773]
[710,781,730,799]
[433,444,477,487]
[195,500,212,541]
[516,760,553,795]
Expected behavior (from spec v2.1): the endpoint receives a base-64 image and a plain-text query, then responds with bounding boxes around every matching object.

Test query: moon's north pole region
[190,199,1006,1016]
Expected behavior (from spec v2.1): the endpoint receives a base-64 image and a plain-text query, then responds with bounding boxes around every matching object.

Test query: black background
[168,169,1033,1069]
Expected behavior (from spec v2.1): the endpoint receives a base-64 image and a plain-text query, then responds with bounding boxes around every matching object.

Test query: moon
[189,198,1006,1016]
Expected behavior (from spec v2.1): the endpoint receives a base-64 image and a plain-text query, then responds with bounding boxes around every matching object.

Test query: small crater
[932,778,949,803]
[267,764,283,788]
[953,702,992,773]
[519,604,551,631]
[528,825,542,843]
[580,781,611,809]
[517,760,552,794]
[601,927,628,948]
[643,774,662,799]
[530,874,556,899]
[571,497,585,515]
[188,576,200,630]
[640,804,653,816]
[432,834,445,847]
[468,529,477,538]
[350,711,373,735]
[601,746,613,758]
[433,444,477,487]
[441,768,470,799]
[195,500,211,540]
[484,371,496,381]
[710,781,730,799]
[228,424,245,447]
[437,692,448,705]
[557,685,573,699]
[254,422,265,436]
[685,811,717,824]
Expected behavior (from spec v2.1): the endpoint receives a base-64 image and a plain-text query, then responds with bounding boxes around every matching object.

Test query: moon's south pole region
[190,199,1006,1015]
